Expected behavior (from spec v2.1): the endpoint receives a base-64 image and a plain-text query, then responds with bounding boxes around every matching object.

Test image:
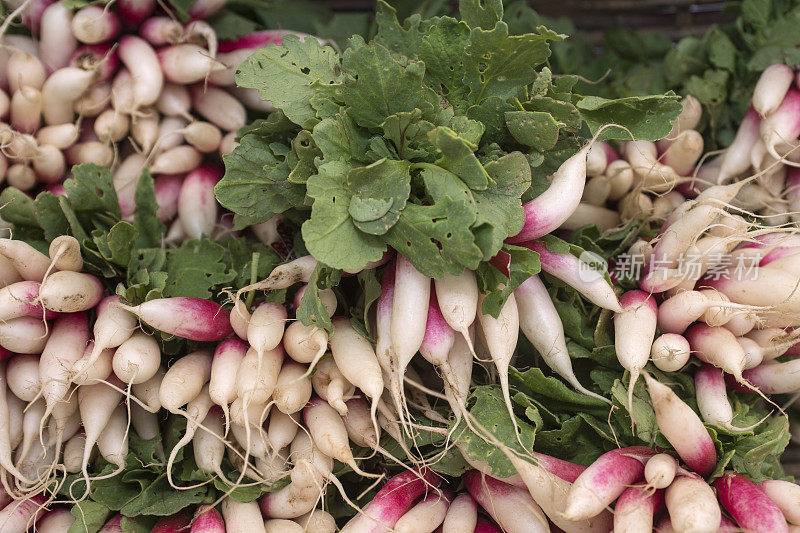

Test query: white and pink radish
[614,290,657,413]
[759,479,800,525]
[695,364,763,433]
[613,483,664,533]
[159,350,212,414]
[664,475,722,533]
[643,373,716,476]
[508,144,591,242]
[340,468,442,533]
[716,471,789,533]
[115,297,232,341]
[463,470,549,533]
[562,446,654,520]
[394,492,451,533]
[650,333,691,372]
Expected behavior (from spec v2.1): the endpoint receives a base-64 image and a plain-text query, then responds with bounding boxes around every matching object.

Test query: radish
[642,373,716,476]
[93,109,129,142]
[209,337,247,430]
[39,271,103,312]
[340,468,442,533]
[562,446,655,520]
[562,203,620,230]
[15,398,46,476]
[118,35,162,110]
[644,453,677,489]
[96,405,129,469]
[7,354,41,401]
[442,326,473,422]
[239,255,317,293]
[73,295,136,383]
[754,65,795,117]
[273,361,312,414]
[39,2,77,73]
[310,358,353,415]
[115,297,232,341]
[252,215,283,247]
[623,140,680,192]
[167,385,213,486]
[463,470,549,533]
[509,144,590,242]
[685,323,751,383]
[157,83,191,118]
[154,173,184,223]
[0,316,50,354]
[66,141,113,166]
[247,301,286,358]
[0,494,46,533]
[38,508,75,532]
[112,331,161,385]
[662,129,704,176]
[477,291,521,440]
[295,509,336,533]
[264,519,303,533]
[521,241,621,311]
[695,363,764,433]
[178,165,221,240]
[282,321,327,366]
[303,397,375,478]
[0,361,31,484]
[719,110,761,183]
[191,505,225,533]
[657,290,752,335]
[39,312,90,422]
[613,483,664,533]
[192,407,225,479]
[113,153,146,217]
[292,285,337,317]
[235,345,283,406]
[221,499,267,533]
[70,44,117,83]
[159,350,212,413]
[515,274,607,402]
[390,254,430,422]
[6,387,24,450]
[716,471,788,533]
[267,409,300,456]
[152,514,191,533]
[759,479,800,525]
[158,45,225,85]
[150,145,202,175]
[63,430,87,473]
[394,492,451,533]
[41,67,97,125]
[76,376,124,494]
[329,317,383,432]
[190,85,247,132]
[441,493,477,533]
[650,333,691,372]
[99,515,123,533]
[668,95,702,138]
[132,367,164,412]
[374,262,395,374]
[0,239,50,282]
[10,86,41,134]
[71,6,119,44]
[614,290,657,413]
[606,160,635,200]
[0,280,57,321]
[433,269,478,349]
[664,475,721,533]
[140,17,182,46]
[131,110,159,153]
[761,88,800,160]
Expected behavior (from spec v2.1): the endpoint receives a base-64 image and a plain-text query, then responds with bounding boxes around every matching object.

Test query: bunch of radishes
[0,0,303,244]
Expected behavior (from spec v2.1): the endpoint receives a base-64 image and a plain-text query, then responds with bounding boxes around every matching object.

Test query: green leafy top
[218,0,679,280]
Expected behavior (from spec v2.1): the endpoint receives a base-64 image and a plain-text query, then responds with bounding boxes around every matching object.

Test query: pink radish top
[419,290,454,365]
[619,289,658,313]
[474,518,503,533]
[715,471,789,533]
[2,280,60,320]
[135,297,233,342]
[531,452,587,483]
[116,0,155,26]
[154,174,184,223]
[213,337,248,359]
[600,141,620,164]
[615,482,664,514]
[191,505,225,533]
[350,468,443,530]
[572,446,655,495]
[152,513,191,533]
[218,30,311,53]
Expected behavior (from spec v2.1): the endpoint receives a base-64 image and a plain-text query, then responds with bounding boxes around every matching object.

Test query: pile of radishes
[0,0,301,244]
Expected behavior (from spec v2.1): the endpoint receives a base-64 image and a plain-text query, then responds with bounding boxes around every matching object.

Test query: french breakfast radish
[463,470,549,533]
[643,373,716,476]
[664,475,721,533]
[39,271,103,312]
[159,350,212,413]
[116,297,232,341]
[716,471,788,533]
[759,479,800,525]
[614,290,657,413]
[613,483,664,533]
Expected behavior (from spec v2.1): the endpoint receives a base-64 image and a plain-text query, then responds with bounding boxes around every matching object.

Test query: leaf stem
[512,97,525,111]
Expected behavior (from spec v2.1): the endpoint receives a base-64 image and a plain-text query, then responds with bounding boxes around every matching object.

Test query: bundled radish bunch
[0,0,311,245]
